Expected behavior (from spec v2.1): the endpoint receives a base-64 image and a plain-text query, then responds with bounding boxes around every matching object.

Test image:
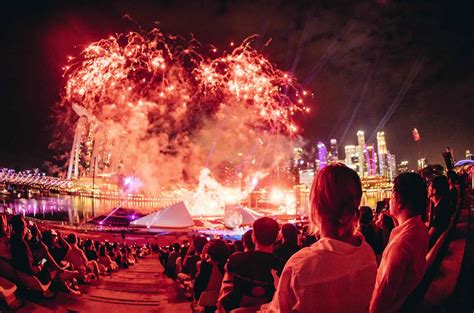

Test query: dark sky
[0,0,473,172]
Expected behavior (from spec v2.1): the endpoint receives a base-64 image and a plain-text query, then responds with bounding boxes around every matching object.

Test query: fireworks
[53,27,309,214]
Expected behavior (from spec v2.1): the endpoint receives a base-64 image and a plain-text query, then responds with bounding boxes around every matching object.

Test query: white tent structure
[223,205,264,229]
[132,201,194,228]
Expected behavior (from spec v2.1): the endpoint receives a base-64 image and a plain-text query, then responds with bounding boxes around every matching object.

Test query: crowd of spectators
[0,214,152,309]
[1,164,469,312]
[158,165,466,313]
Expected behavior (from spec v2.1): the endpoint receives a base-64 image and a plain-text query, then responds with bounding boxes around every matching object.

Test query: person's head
[227,243,236,255]
[172,243,181,252]
[99,244,107,257]
[206,239,229,264]
[242,229,255,251]
[391,172,427,219]
[234,240,243,252]
[29,225,41,242]
[180,245,189,258]
[309,163,362,237]
[358,206,373,226]
[84,239,93,250]
[252,217,279,247]
[10,215,27,236]
[193,236,208,254]
[447,170,458,186]
[67,233,78,245]
[429,175,450,199]
[281,223,298,245]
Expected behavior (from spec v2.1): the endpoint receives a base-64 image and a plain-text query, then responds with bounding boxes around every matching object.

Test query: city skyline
[0,0,472,174]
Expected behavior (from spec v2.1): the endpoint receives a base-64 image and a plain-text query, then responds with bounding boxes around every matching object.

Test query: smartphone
[37,258,47,266]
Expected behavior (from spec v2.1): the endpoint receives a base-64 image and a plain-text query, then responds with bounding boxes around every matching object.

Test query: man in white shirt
[370,172,429,313]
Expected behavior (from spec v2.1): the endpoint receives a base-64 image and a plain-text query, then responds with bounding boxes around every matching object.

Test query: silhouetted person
[428,175,454,247]
[218,217,280,312]
[358,206,378,253]
[272,223,300,274]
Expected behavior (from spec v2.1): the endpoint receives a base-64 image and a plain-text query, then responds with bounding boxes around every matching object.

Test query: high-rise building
[293,147,303,169]
[397,160,409,174]
[329,139,338,161]
[386,152,397,181]
[344,145,356,165]
[417,158,427,170]
[357,131,365,178]
[365,144,377,176]
[467,150,474,160]
[377,131,388,177]
[317,142,328,170]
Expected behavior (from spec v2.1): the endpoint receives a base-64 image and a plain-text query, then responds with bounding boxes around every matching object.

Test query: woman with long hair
[262,163,377,313]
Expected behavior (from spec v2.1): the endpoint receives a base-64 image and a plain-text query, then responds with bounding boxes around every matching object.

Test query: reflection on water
[4,188,392,224]
[4,195,171,224]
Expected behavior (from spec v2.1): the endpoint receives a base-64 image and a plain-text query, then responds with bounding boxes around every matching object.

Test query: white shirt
[370,215,428,313]
[261,237,377,313]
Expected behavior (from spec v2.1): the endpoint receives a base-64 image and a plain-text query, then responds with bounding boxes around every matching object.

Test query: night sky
[1,0,473,172]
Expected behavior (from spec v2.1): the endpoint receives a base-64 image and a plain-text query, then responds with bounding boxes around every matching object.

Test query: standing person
[218,217,280,312]
[358,206,378,254]
[262,163,377,313]
[428,175,453,247]
[446,170,460,211]
[370,172,429,313]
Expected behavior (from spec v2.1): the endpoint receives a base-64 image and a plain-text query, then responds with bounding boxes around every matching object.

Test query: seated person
[242,230,255,252]
[28,225,80,295]
[272,223,300,275]
[428,175,454,246]
[218,217,280,312]
[166,243,181,277]
[194,239,229,313]
[183,236,208,279]
[9,215,51,285]
[83,239,98,261]
[0,213,12,260]
[42,229,69,264]
[98,244,118,271]
[64,233,100,281]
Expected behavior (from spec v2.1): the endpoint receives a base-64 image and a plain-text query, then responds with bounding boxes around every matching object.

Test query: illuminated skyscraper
[417,158,427,170]
[377,131,388,177]
[357,131,365,177]
[293,147,303,169]
[344,145,357,167]
[365,144,377,176]
[397,160,409,174]
[329,139,338,161]
[386,152,397,181]
[317,142,328,170]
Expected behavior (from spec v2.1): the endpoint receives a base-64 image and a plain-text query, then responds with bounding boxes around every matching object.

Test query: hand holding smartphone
[37,258,47,266]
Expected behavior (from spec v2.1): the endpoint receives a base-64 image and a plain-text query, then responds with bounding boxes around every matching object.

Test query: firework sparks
[53,27,309,214]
